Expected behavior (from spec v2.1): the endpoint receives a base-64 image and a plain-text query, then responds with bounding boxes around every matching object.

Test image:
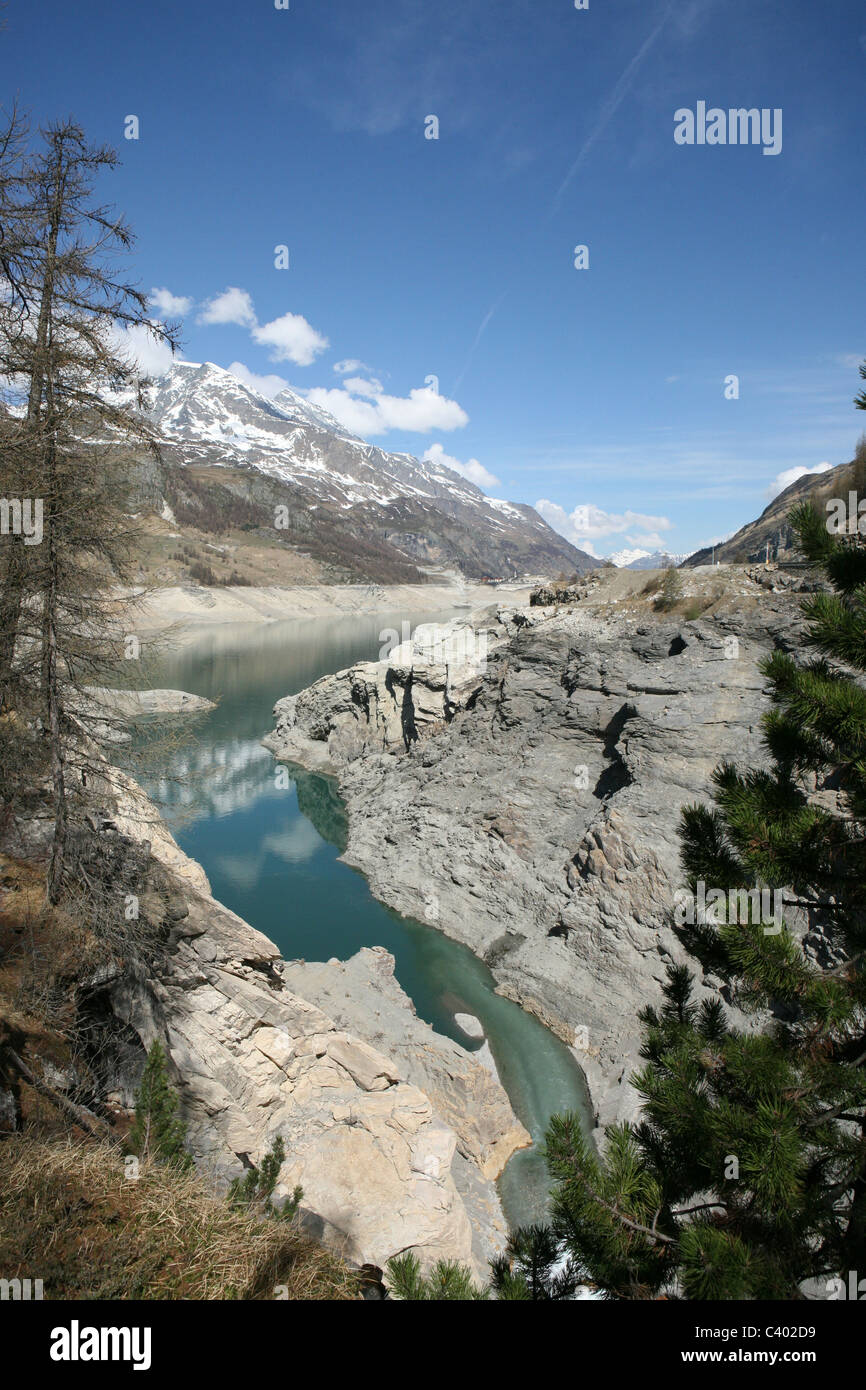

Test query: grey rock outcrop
[266,618,493,767]
[265,600,804,1137]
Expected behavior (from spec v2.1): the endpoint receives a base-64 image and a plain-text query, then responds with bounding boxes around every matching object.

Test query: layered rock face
[265,620,490,770]
[264,599,803,1135]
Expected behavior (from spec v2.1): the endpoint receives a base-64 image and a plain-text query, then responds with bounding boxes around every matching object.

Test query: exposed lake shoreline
[129,580,534,635]
[103,602,591,1273]
[92,752,528,1278]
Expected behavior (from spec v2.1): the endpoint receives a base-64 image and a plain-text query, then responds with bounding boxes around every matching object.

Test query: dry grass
[572,564,790,623]
[1,856,359,1301]
[0,1132,360,1300]
[0,853,106,1044]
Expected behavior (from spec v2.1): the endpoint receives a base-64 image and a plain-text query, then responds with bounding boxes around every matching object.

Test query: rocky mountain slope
[684,446,864,567]
[264,573,812,1136]
[126,362,597,584]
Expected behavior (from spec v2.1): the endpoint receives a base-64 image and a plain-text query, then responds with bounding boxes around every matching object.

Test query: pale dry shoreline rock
[65,687,217,745]
[282,951,531,1184]
[282,949,530,1268]
[264,596,805,1140]
[81,687,217,717]
[95,764,524,1278]
[128,580,533,635]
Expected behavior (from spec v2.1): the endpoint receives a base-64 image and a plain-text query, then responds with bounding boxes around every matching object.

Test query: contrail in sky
[452,289,510,392]
[456,4,676,390]
[548,3,675,219]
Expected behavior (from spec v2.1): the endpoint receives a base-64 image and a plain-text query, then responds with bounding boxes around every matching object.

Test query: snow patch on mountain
[608,548,688,570]
[141,362,508,519]
[135,361,596,576]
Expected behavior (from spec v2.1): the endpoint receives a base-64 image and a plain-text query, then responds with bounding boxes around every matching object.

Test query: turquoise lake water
[136,609,592,1230]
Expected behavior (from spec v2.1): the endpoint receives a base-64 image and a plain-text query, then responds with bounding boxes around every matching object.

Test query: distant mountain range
[130,362,597,584]
[128,363,864,585]
[608,548,689,570]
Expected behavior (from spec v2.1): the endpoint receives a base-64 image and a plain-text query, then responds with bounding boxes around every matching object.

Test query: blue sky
[5,0,865,557]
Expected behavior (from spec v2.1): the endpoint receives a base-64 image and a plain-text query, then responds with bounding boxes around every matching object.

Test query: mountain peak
[138,360,598,579]
[612,549,687,570]
[148,360,351,440]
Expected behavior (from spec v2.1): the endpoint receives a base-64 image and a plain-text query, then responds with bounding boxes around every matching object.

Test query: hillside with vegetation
[684,438,866,567]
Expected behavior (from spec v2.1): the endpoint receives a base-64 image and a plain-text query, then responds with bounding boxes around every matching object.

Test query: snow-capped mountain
[607,547,652,568]
[608,548,688,570]
[139,362,597,580]
[146,361,351,443]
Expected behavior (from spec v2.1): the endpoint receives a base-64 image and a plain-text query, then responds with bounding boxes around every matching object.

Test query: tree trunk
[44,489,67,904]
[0,543,26,705]
[0,147,62,698]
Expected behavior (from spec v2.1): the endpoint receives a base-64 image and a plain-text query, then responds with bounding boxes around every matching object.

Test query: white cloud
[766,461,833,498]
[305,383,468,436]
[227,360,289,399]
[252,311,330,366]
[112,320,176,378]
[535,500,673,556]
[374,387,468,432]
[195,288,329,367]
[302,390,383,436]
[333,358,370,375]
[693,530,736,550]
[630,531,668,549]
[198,286,257,328]
[149,287,193,317]
[342,375,384,396]
[423,443,499,490]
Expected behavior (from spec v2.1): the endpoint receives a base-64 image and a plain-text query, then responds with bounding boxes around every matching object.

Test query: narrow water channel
[134,610,593,1230]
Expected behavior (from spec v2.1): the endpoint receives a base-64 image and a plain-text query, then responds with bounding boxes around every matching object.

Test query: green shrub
[228,1136,302,1222]
[385,1251,487,1300]
[654,566,683,611]
[128,1041,192,1171]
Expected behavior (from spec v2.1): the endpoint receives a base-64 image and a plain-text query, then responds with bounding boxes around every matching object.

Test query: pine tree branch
[820,953,865,979]
[670,1202,729,1218]
[579,1181,676,1246]
[805,1100,866,1129]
